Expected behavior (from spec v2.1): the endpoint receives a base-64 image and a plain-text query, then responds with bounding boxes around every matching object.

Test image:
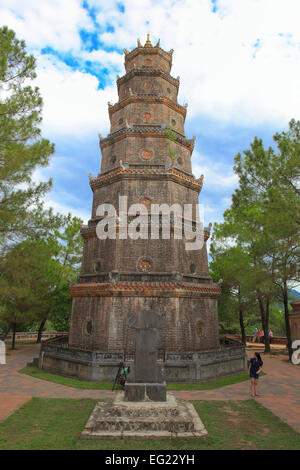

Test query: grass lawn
[0,397,299,450]
[18,366,122,390]
[19,365,255,391]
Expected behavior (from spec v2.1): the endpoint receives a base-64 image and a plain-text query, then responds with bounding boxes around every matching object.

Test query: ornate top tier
[101,37,192,174]
[123,35,174,74]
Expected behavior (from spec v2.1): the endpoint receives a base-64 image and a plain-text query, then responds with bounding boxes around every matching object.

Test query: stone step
[97,407,181,418]
[90,417,194,433]
[81,393,208,440]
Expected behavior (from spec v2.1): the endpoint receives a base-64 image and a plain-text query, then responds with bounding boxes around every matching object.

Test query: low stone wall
[39,338,247,383]
[5,331,68,341]
[227,334,287,345]
[164,347,248,382]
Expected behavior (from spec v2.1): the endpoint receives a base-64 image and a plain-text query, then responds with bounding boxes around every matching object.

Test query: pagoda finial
[144,33,153,48]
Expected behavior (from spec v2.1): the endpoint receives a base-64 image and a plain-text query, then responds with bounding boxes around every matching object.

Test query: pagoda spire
[144,33,153,48]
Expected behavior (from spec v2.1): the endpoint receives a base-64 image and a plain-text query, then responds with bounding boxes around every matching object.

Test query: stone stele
[124,310,167,401]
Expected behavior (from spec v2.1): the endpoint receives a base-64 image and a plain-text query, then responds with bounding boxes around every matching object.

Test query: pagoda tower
[68,36,222,363]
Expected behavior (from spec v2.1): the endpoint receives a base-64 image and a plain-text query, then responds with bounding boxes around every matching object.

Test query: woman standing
[249,352,263,397]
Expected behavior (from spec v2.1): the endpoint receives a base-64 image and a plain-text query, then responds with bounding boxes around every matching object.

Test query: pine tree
[0,26,60,248]
[213,120,300,359]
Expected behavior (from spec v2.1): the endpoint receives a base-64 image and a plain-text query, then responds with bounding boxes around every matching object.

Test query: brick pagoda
[40,37,247,382]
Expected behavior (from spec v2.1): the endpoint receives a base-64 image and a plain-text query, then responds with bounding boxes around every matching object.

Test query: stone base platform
[81,392,208,440]
[39,337,248,383]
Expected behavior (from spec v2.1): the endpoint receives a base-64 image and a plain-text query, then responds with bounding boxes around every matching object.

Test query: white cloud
[31,167,91,222]
[191,149,238,230]
[1,0,299,132]
[1,0,299,227]
[91,0,300,126]
[0,0,92,51]
[192,150,238,190]
[35,54,118,137]
[80,49,123,72]
[44,198,90,223]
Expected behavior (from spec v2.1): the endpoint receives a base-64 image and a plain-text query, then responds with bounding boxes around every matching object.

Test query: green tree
[38,216,83,340]
[233,119,300,358]
[0,26,60,248]
[212,201,279,353]
[213,120,300,358]
[0,239,60,348]
[210,242,257,344]
[0,216,83,347]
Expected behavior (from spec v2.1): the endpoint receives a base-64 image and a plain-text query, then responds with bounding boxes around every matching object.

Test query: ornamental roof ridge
[123,36,173,61]
[103,124,186,140]
[99,130,195,152]
[108,94,187,118]
[117,68,179,88]
[88,165,203,193]
[99,125,194,150]
[70,282,221,298]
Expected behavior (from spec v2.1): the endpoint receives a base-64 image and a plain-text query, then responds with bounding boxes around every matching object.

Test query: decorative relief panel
[137,257,153,272]
[141,150,152,160]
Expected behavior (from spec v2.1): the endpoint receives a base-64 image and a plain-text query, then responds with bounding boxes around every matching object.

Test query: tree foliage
[0,27,83,343]
[0,26,62,248]
[211,120,300,358]
[0,216,83,345]
[0,238,60,347]
[47,217,83,333]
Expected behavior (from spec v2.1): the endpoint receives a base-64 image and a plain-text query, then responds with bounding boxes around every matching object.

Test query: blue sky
[0,0,299,239]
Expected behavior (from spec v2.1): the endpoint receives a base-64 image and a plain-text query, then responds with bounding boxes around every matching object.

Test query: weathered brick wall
[118,75,178,102]
[110,102,185,134]
[81,236,209,277]
[92,179,199,216]
[69,294,220,352]
[85,174,208,276]
[100,135,192,173]
[125,50,172,74]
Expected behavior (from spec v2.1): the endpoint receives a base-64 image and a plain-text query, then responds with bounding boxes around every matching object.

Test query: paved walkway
[0,344,299,433]
[174,353,300,433]
[0,345,113,423]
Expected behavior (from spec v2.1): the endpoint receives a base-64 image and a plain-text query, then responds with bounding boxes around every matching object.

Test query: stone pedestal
[81,391,208,439]
[124,382,167,402]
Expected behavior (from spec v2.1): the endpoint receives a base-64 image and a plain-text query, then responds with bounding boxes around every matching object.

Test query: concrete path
[0,344,299,433]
